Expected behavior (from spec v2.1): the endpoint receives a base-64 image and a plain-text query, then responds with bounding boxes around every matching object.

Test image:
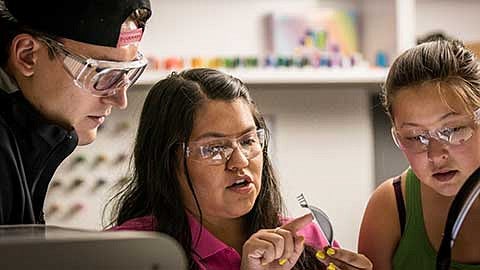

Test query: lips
[89,115,106,119]
[432,170,458,182]
[227,175,253,189]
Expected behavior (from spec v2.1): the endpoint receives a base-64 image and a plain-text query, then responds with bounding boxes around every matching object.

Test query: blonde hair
[382,40,480,121]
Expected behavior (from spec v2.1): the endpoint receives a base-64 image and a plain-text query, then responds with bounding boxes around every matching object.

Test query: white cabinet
[47,1,479,251]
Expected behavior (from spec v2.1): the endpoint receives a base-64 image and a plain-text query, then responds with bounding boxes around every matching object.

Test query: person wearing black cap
[0,0,152,225]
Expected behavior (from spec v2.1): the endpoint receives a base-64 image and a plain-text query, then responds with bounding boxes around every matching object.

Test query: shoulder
[358,174,406,268]
[363,171,409,220]
[108,216,157,232]
[359,176,403,236]
[366,176,400,211]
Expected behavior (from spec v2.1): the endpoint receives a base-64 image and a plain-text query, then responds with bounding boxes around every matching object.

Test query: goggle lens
[392,121,477,153]
[185,129,266,165]
[89,64,147,96]
[94,70,127,91]
[38,36,148,97]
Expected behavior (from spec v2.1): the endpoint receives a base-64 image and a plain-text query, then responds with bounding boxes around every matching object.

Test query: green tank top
[393,169,480,270]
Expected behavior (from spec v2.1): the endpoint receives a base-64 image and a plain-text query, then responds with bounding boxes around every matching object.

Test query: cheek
[63,98,90,125]
[177,162,210,207]
[405,153,423,167]
[467,131,480,155]
[451,138,480,168]
[176,165,192,200]
[186,162,222,194]
[32,83,81,128]
[403,151,429,173]
[250,155,264,181]
[42,63,72,92]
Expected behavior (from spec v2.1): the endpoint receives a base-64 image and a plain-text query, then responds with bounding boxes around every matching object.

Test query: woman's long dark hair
[107,68,324,269]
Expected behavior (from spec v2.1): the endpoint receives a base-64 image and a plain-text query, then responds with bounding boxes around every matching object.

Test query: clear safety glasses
[184,129,266,165]
[38,36,148,97]
[392,109,480,153]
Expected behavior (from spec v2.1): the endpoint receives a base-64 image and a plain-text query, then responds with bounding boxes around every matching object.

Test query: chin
[436,189,459,197]
[430,181,461,197]
[238,201,256,216]
[77,129,98,145]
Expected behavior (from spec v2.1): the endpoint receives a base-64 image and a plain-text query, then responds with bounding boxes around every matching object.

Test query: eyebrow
[400,112,460,128]
[193,126,257,141]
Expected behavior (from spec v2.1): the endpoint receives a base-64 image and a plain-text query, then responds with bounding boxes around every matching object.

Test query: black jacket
[0,90,78,224]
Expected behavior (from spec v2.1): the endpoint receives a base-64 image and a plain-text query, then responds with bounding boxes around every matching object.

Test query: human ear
[10,34,41,77]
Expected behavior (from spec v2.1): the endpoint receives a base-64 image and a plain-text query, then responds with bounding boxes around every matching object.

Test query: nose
[226,146,249,171]
[427,138,449,164]
[102,85,128,109]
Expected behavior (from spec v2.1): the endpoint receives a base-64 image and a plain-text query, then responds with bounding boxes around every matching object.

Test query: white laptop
[0,225,187,270]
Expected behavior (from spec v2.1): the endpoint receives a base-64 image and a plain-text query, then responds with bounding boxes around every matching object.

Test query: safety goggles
[38,36,148,97]
[392,109,480,153]
[184,129,265,165]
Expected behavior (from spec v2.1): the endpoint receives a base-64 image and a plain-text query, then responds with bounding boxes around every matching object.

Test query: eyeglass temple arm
[436,166,480,270]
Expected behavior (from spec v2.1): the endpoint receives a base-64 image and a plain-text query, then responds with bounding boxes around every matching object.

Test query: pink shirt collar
[111,213,334,269]
[187,213,240,260]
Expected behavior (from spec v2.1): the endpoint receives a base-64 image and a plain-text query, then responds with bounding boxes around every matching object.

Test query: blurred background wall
[45,0,480,251]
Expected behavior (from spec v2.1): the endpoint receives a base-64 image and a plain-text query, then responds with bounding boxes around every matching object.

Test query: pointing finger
[280,213,313,233]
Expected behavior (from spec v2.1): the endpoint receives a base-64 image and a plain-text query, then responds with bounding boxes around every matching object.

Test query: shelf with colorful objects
[137,67,389,86]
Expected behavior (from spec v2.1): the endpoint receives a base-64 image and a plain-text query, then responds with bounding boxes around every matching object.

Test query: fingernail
[327,262,336,270]
[315,250,326,260]
[278,258,287,266]
[326,247,336,256]
[261,261,268,266]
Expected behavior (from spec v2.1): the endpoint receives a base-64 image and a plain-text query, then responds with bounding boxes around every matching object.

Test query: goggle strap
[63,57,89,81]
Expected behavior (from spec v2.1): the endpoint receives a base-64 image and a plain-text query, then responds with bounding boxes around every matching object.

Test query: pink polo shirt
[110,215,337,270]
